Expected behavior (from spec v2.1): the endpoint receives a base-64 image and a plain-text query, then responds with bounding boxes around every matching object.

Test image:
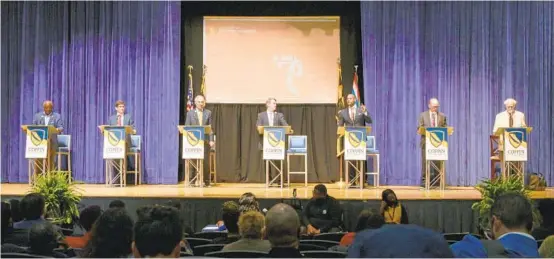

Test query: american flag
[186,72,194,111]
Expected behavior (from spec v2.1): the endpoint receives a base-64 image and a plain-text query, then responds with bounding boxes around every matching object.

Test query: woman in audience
[213,201,241,244]
[217,192,260,231]
[380,189,409,224]
[65,205,102,249]
[222,211,271,252]
[340,209,385,246]
[82,208,134,258]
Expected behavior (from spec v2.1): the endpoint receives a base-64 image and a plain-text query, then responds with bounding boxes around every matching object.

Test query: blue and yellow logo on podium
[28,129,48,146]
[347,130,364,148]
[267,130,283,147]
[427,130,448,148]
[185,129,204,147]
[507,131,526,149]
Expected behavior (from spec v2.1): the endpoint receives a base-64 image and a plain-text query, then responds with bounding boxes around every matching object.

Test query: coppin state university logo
[186,129,201,146]
[267,130,282,147]
[428,130,445,148]
[29,129,46,146]
[107,130,123,146]
[508,131,526,149]
[347,130,364,148]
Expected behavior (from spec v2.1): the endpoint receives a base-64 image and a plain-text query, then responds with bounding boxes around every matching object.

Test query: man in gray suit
[417,98,447,188]
[32,100,63,170]
[337,94,372,127]
[185,95,215,186]
[256,98,288,183]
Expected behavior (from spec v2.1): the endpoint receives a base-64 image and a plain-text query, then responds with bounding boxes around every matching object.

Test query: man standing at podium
[108,100,135,131]
[33,100,64,133]
[418,98,447,188]
[256,98,288,184]
[185,95,214,187]
[492,98,526,134]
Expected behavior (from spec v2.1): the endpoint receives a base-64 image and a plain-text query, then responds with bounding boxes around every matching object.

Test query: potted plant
[31,172,82,230]
[472,174,541,237]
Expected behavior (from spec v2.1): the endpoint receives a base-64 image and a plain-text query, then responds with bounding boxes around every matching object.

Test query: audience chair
[192,244,225,256]
[0,253,48,258]
[365,136,380,187]
[56,135,72,182]
[209,135,217,184]
[301,251,347,258]
[185,237,213,248]
[127,135,142,185]
[205,250,268,258]
[313,232,346,242]
[443,232,482,241]
[287,135,308,187]
[298,243,327,252]
[300,240,341,249]
[193,231,227,240]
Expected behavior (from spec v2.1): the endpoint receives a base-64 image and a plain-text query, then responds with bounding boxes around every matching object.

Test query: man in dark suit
[32,100,63,171]
[108,100,136,132]
[417,98,447,188]
[185,95,214,186]
[256,98,288,184]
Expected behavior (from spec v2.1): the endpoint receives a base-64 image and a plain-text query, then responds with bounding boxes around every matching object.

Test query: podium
[99,125,134,187]
[493,127,532,184]
[258,126,293,188]
[418,126,454,191]
[179,125,212,188]
[337,126,371,189]
[21,125,59,185]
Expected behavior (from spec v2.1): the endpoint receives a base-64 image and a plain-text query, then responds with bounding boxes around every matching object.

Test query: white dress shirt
[44,114,51,125]
[492,110,526,134]
[267,111,274,126]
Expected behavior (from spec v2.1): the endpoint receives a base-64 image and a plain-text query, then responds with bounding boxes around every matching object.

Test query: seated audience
[265,203,303,258]
[450,193,539,257]
[82,208,134,258]
[213,201,241,244]
[347,224,453,257]
[132,205,183,258]
[531,199,554,240]
[65,205,102,249]
[380,189,409,224]
[302,184,342,235]
[27,221,67,258]
[539,235,554,258]
[1,202,13,244]
[109,199,126,209]
[9,199,22,222]
[164,200,194,237]
[217,192,260,231]
[14,193,46,229]
[340,209,385,246]
[223,211,271,252]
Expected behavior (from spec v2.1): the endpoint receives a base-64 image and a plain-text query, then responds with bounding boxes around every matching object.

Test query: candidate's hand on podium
[209,141,215,148]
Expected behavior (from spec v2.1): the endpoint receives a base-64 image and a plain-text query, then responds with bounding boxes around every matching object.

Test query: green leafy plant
[30,172,82,225]
[472,174,541,232]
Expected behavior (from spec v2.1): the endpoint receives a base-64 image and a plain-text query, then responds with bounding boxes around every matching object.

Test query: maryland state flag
[200,65,207,96]
[336,60,345,157]
[186,66,194,112]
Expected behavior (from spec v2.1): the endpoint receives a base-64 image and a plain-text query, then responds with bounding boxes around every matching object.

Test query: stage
[2,183,553,234]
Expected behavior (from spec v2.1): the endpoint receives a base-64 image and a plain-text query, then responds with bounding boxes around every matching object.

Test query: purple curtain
[361,2,554,186]
[1,2,181,184]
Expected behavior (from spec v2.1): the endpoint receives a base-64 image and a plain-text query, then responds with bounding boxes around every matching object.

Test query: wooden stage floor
[2,183,553,200]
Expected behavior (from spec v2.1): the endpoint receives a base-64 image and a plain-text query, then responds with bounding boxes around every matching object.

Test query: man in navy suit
[185,95,214,186]
[256,98,288,184]
[33,100,64,133]
[108,100,135,132]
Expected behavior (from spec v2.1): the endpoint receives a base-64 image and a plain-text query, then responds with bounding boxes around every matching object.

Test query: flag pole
[336,58,345,186]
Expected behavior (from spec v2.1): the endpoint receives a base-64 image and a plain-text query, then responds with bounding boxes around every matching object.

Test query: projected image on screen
[203,16,340,104]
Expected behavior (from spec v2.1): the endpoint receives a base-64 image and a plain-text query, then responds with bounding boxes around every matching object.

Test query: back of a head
[265,203,300,248]
[9,199,22,222]
[314,184,327,196]
[239,192,260,213]
[28,221,58,255]
[133,205,183,258]
[238,211,265,239]
[80,205,103,232]
[20,193,45,220]
[491,192,533,231]
[222,201,240,233]
[355,209,385,232]
[83,208,134,258]
[347,224,453,258]
[164,200,181,210]
[109,199,126,209]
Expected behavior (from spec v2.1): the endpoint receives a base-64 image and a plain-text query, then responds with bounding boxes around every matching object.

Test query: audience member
[132,205,183,258]
[82,208,134,258]
[223,211,271,252]
[164,200,194,236]
[302,184,342,235]
[109,199,126,209]
[213,201,241,244]
[347,224,453,257]
[531,199,554,240]
[380,189,409,224]
[1,202,13,244]
[539,235,554,258]
[27,221,66,258]
[65,205,102,249]
[265,203,302,258]
[340,209,384,246]
[450,192,539,257]
[217,192,260,231]
[9,199,22,222]
[14,193,46,229]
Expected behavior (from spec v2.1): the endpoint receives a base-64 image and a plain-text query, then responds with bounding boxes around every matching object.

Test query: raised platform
[2,183,552,234]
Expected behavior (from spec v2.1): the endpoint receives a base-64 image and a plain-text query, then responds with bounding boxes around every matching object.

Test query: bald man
[185,94,215,187]
[265,203,302,258]
[337,94,372,127]
[417,98,447,188]
[32,100,64,133]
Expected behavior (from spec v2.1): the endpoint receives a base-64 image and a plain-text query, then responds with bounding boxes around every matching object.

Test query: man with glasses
[492,98,526,135]
[417,98,447,188]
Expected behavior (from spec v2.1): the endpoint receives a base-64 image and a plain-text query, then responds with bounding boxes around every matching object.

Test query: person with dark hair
[531,199,554,240]
[238,192,260,214]
[340,209,385,246]
[223,211,271,252]
[9,199,22,223]
[109,199,126,209]
[65,205,102,249]
[27,221,66,258]
[164,200,194,237]
[302,184,342,235]
[451,192,539,257]
[14,193,46,229]
[1,202,13,244]
[82,208,134,258]
[132,205,183,258]
[265,203,302,258]
[380,189,408,224]
[213,201,241,244]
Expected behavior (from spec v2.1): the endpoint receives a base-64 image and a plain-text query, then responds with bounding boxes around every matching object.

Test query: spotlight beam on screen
[203,16,341,104]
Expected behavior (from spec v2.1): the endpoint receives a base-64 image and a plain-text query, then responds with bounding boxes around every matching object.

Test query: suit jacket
[33,112,64,132]
[492,110,526,134]
[337,107,372,126]
[185,109,215,142]
[418,111,447,147]
[222,238,272,253]
[108,114,135,130]
[256,111,288,127]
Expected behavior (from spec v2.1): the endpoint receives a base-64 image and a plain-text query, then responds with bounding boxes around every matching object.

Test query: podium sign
[503,127,528,162]
[344,127,366,161]
[425,127,449,161]
[25,126,50,159]
[182,126,205,159]
[263,127,286,160]
[103,127,127,159]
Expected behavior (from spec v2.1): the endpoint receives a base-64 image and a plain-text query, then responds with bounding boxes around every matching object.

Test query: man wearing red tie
[418,98,448,188]
[109,100,136,131]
